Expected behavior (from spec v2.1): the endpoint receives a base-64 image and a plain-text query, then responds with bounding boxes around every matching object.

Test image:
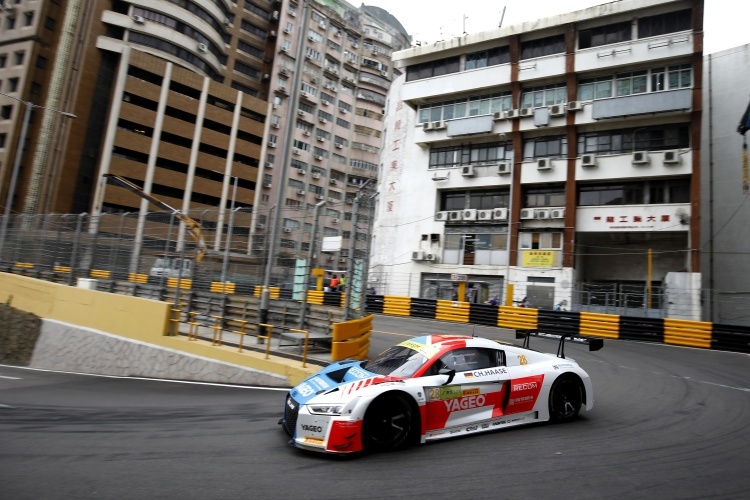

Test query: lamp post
[0,92,76,259]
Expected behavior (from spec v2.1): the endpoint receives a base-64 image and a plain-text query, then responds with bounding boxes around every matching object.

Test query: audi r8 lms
[280,333,602,454]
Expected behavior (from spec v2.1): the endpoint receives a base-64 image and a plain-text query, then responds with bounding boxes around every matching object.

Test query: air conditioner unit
[497,162,511,175]
[520,208,535,219]
[463,209,477,221]
[434,211,449,221]
[256,223,265,229]
[329,179,337,185]
[271,123,280,129]
[297,110,305,117]
[303,130,311,136]
[283,228,292,233]
[663,150,681,164]
[262,73,270,80]
[339,258,346,264]
[492,208,508,220]
[287,9,295,17]
[505,109,520,119]
[335,143,343,149]
[412,251,425,261]
[477,209,493,221]
[353,43,359,49]
[280,46,289,53]
[293,148,301,155]
[519,107,533,117]
[492,111,506,121]
[335,31,342,38]
[265,161,273,168]
[318,117,328,125]
[321,101,329,107]
[632,151,650,165]
[314,155,323,161]
[424,254,438,262]
[262,182,272,188]
[581,154,597,167]
[316,136,325,142]
[449,211,463,221]
[300,91,309,99]
[268,142,277,148]
[319,22,326,29]
[332,218,339,224]
[312,172,321,178]
[567,100,583,111]
[296,189,305,195]
[535,209,551,219]
[461,165,475,177]
[273,10,280,20]
[197,43,208,53]
[132,15,145,24]
[432,121,446,130]
[269,30,277,37]
[283,28,291,34]
[536,158,552,170]
[328,197,336,203]
[279,67,288,75]
[422,122,435,131]
[551,208,565,219]
[339,107,347,114]
[315,194,324,200]
[297,169,306,175]
[549,104,566,116]
[308,36,315,42]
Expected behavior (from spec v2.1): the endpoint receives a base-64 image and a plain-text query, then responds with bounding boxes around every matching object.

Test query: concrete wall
[0,273,317,386]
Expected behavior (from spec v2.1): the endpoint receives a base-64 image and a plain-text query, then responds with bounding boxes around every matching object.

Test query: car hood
[288,360,396,405]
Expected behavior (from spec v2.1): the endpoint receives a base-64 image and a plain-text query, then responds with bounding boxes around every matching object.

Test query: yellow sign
[521,250,556,268]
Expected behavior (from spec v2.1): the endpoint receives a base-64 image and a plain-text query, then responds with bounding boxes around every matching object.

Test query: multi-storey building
[252,0,409,277]
[373,0,703,317]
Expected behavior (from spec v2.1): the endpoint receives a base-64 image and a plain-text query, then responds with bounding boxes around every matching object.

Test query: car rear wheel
[548,375,583,422]
[363,394,413,452]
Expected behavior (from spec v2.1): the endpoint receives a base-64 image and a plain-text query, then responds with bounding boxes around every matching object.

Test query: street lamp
[0,92,76,259]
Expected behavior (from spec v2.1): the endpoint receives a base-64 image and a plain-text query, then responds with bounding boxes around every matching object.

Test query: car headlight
[307,404,345,415]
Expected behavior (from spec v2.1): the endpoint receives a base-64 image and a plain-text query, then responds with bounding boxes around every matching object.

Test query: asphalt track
[1,315,749,499]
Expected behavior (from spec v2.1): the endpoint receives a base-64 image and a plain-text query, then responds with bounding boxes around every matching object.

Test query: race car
[280,332,602,454]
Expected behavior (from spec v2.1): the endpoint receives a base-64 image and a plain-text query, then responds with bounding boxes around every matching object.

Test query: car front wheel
[548,375,583,422]
[362,394,413,452]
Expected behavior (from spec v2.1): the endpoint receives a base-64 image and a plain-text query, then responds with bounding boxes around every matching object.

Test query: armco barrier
[435,300,470,322]
[364,294,750,354]
[331,314,372,360]
[664,318,711,349]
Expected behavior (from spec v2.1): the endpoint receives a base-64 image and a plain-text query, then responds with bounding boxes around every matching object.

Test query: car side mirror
[439,368,456,385]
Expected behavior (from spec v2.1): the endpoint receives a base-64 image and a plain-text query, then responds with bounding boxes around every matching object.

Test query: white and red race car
[280,332,602,454]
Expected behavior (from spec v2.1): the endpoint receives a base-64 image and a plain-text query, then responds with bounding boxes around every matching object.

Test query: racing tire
[548,375,583,422]
[362,393,413,452]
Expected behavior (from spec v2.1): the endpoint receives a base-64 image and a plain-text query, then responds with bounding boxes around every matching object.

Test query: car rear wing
[515,331,603,359]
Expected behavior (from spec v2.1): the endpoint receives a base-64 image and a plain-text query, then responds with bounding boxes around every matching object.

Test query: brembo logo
[302,424,323,433]
[513,382,538,391]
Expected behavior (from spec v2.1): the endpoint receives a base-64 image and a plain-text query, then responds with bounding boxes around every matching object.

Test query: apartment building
[373,0,703,316]
[252,0,409,275]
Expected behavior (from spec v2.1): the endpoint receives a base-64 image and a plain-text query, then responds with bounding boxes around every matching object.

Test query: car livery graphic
[280,333,602,454]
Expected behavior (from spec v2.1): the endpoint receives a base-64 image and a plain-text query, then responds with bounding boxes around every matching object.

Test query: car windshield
[362,346,429,378]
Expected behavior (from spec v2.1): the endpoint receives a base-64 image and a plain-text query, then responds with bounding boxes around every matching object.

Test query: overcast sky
[364,0,749,54]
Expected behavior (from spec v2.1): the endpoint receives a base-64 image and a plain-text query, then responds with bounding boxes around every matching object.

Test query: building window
[1,105,12,120]
[578,179,689,206]
[520,34,565,60]
[465,46,510,70]
[578,21,631,49]
[638,9,692,39]
[523,186,566,208]
[405,56,460,82]
[440,189,509,211]
[522,136,567,160]
[578,124,690,155]
[519,232,562,250]
[443,233,509,266]
[430,140,513,169]
[521,84,566,109]
[0,133,6,148]
[419,92,512,123]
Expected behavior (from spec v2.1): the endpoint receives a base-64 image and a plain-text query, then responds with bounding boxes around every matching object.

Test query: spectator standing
[330,274,340,291]
[340,275,347,291]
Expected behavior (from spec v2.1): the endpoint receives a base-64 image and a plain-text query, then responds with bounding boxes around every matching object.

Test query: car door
[423,347,511,432]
